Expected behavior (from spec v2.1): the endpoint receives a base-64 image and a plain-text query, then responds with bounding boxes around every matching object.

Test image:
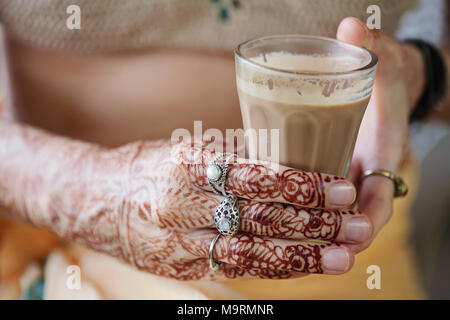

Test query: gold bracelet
[361,169,408,198]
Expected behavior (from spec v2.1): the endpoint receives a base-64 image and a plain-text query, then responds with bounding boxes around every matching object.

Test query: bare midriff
[3,38,242,147]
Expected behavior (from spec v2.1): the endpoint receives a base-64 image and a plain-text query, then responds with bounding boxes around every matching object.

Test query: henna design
[182,231,330,276]
[0,126,353,280]
[219,234,326,273]
[238,200,346,241]
[179,145,344,209]
[227,164,279,200]
[227,165,331,208]
[218,262,295,280]
[279,169,318,205]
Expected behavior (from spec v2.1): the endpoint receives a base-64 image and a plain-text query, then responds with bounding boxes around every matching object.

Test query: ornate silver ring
[206,153,240,237]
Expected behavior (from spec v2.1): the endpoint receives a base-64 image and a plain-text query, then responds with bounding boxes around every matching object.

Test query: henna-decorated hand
[0,121,373,280]
[65,141,374,280]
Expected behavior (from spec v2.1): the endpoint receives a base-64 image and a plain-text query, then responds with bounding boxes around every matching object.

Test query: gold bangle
[361,169,408,198]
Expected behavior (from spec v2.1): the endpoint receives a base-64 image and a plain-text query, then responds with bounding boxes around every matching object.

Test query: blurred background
[395,0,450,299]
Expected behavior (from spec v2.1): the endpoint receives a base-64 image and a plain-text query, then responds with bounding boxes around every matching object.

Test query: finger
[337,16,409,91]
[347,175,394,253]
[214,263,307,281]
[226,162,356,209]
[166,258,308,281]
[337,17,379,51]
[347,161,363,190]
[176,144,356,209]
[236,199,373,243]
[188,229,354,275]
[176,230,308,280]
[359,175,394,232]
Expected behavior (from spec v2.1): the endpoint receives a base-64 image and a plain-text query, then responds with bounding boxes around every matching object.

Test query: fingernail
[346,217,372,242]
[327,182,356,206]
[323,248,350,273]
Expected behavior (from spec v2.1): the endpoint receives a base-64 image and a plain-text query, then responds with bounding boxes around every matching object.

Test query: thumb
[337,17,424,106]
[336,17,378,51]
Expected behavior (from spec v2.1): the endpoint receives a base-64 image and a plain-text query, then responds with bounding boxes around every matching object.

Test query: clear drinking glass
[235,35,378,177]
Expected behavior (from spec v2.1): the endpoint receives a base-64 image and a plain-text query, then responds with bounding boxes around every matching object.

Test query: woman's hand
[63,139,373,281]
[0,119,374,281]
[336,18,425,252]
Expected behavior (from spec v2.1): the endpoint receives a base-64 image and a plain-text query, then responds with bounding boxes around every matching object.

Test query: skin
[337,18,448,253]
[0,125,359,280]
[0,17,448,280]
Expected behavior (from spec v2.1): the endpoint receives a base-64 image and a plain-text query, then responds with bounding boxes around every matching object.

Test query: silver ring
[209,233,222,270]
[215,194,240,236]
[207,153,240,237]
[206,153,235,197]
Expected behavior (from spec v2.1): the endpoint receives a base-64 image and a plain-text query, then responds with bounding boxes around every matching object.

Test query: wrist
[45,146,123,244]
